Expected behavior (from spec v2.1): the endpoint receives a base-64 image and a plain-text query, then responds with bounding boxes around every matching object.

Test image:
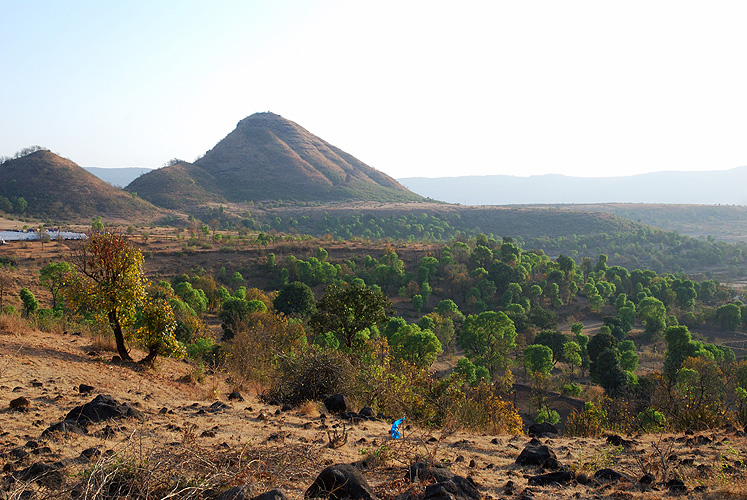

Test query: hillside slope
[0,151,161,221]
[127,112,423,206]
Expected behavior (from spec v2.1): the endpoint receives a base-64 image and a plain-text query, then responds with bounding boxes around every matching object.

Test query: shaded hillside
[125,160,224,210]
[255,202,643,240]
[0,150,160,221]
[127,112,423,206]
[400,167,747,205]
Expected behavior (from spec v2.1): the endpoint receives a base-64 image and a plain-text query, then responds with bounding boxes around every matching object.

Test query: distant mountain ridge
[126,112,423,207]
[84,167,154,187]
[399,168,747,205]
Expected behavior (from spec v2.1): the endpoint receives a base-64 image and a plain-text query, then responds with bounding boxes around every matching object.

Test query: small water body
[0,230,87,242]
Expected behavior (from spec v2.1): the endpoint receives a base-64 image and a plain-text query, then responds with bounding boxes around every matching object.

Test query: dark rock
[594,468,627,482]
[667,478,687,494]
[80,447,101,460]
[423,476,481,500]
[406,461,454,483]
[14,462,64,489]
[527,470,574,486]
[515,439,561,469]
[30,380,43,388]
[201,430,216,438]
[219,486,250,500]
[10,448,29,459]
[64,394,143,424]
[639,473,654,485]
[24,441,39,450]
[323,394,348,414]
[605,434,634,448]
[219,487,289,500]
[209,401,231,413]
[687,435,712,446]
[491,438,499,444]
[228,391,244,402]
[306,463,375,500]
[253,489,290,500]
[10,397,31,410]
[359,407,375,418]
[30,447,51,455]
[111,355,121,363]
[527,422,558,438]
[78,384,94,393]
[281,404,292,412]
[41,421,86,438]
[685,429,694,435]
[575,473,590,485]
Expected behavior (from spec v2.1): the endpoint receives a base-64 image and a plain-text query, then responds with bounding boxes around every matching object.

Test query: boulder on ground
[423,476,481,500]
[406,461,454,483]
[515,438,562,469]
[323,394,348,414]
[527,470,574,486]
[64,394,143,425]
[527,422,558,438]
[306,464,375,500]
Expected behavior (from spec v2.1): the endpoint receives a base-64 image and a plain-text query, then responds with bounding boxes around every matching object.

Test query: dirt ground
[2,327,747,500]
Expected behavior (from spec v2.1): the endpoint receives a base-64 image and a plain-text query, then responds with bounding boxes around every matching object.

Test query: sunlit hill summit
[126,112,424,208]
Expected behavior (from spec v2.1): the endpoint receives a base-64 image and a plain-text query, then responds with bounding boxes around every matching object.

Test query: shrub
[562,383,582,397]
[535,406,560,425]
[566,401,609,437]
[262,346,355,406]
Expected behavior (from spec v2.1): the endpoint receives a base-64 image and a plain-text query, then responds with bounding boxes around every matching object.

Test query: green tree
[663,325,703,379]
[19,288,38,316]
[534,330,570,365]
[63,232,147,362]
[524,344,553,376]
[587,330,618,382]
[595,347,628,394]
[637,296,667,337]
[562,341,582,380]
[134,283,184,366]
[389,323,442,368]
[273,281,316,318]
[310,283,392,349]
[460,311,517,378]
[716,303,742,331]
[412,294,424,314]
[173,282,208,314]
[39,261,71,310]
[219,298,267,341]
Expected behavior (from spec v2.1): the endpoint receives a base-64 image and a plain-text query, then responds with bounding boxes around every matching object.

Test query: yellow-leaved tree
[63,231,182,365]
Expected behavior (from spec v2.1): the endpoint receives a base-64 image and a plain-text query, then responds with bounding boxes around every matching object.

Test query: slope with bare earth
[1,327,745,500]
[126,112,424,206]
[0,151,161,222]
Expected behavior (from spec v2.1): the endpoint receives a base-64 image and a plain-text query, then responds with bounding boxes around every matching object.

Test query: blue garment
[390,417,405,439]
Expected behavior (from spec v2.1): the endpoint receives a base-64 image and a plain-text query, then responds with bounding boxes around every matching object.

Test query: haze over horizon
[3,1,747,180]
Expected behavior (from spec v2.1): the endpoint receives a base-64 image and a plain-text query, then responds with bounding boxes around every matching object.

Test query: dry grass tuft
[297,400,322,418]
[0,312,34,336]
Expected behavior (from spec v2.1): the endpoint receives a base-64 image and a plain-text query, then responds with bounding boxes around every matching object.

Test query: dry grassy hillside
[0,151,162,223]
[2,325,747,500]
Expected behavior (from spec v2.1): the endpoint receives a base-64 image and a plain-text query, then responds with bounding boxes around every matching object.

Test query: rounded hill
[126,112,424,206]
[0,150,161,221]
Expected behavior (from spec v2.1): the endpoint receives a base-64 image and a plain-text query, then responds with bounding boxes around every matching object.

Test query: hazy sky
[2,1,747,179]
